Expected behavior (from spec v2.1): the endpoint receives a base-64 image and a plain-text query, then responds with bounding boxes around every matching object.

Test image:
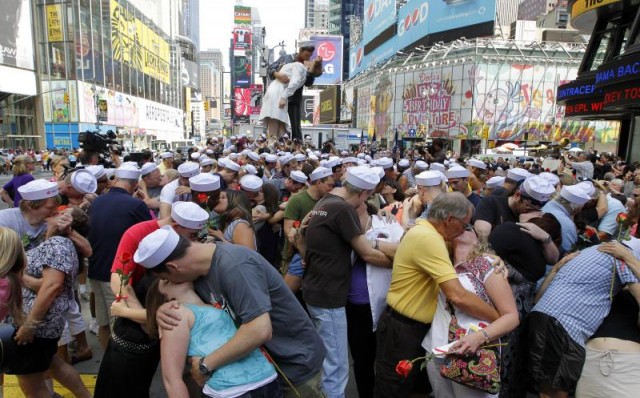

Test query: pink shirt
[0,277,12,320]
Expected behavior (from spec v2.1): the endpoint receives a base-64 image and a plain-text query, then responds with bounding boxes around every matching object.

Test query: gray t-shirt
[0,208,47,250]
[194,242,324,385]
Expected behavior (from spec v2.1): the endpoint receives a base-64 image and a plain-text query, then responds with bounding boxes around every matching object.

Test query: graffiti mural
[467,64,576,140]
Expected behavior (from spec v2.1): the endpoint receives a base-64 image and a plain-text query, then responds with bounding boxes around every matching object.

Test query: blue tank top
[184,304,276,392]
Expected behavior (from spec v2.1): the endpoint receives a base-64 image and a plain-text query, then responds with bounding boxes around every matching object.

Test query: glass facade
[35,0,184,149]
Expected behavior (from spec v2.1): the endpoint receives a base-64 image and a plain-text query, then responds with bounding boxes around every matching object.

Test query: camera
[78,130,123,166]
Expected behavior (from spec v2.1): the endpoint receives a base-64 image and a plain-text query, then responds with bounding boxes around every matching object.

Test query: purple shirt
[3,174,34,206]
[348,256,370,305]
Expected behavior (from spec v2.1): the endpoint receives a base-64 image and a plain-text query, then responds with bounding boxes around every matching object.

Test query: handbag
[439,304,501,394]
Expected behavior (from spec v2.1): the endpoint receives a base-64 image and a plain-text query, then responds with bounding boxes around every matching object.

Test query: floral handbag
[439,307,501,394]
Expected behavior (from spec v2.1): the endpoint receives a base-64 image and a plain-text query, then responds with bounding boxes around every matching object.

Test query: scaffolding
[346,38,587,87]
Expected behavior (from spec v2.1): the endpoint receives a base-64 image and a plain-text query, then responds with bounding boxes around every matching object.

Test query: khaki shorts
[89,278,116,327]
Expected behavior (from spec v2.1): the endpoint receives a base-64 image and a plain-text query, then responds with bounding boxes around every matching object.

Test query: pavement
[0,168,360,397]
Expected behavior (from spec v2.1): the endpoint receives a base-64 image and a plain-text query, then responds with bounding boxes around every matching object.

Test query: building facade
[35,0,185,150]
[328,0,363,81]
[305,0,330,30]
[200,49,223,123]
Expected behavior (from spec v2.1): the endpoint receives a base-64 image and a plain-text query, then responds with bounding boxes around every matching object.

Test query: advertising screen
[181,60,200,89]
[0,0,35,69]
[250,84,263,115]
[233,56,252,87]
[319,86,340,124]
[363,0,397,45]
[234,6,252,26]
[233,27,252,54]
[234,88,252,117]
[310,36,343,85]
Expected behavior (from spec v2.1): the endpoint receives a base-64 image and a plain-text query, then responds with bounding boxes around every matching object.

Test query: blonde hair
[164,169,180,183]
[0,227,26,325]
[12,155,33,176]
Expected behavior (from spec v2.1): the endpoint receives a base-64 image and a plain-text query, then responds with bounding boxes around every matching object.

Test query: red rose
[616,212,628,224]
[395,360,413,378]
[584,228,595,239]
[197,193,209,205]
[119,252,132,265]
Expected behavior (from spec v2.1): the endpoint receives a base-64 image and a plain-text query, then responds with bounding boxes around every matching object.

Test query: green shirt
[282,190,318,262]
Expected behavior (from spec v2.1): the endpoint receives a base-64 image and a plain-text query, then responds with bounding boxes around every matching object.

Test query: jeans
[307,305,349,398]
[237,379,282,397]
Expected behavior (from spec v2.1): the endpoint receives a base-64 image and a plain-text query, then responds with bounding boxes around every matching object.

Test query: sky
[199,0,306,70]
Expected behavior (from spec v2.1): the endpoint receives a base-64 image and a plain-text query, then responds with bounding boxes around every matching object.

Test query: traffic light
[63,92,69,105]
[204,100,210,112]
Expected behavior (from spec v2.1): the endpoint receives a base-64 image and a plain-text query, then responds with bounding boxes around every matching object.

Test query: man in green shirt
[283,166,335,293]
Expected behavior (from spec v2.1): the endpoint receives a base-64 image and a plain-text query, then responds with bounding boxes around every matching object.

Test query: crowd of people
[0,135,639,398]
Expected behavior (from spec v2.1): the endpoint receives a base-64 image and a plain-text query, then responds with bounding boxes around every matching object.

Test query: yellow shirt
[386,219,457,324]
[158,162,168,175]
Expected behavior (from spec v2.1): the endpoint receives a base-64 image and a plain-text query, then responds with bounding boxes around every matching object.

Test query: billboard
[396,0,497,50]
[309,36,343,85]
[46,4,63,42]
[363,0,397,45]
[234,6,252,26]
[250,84,263,115]
[233,56,252,87]
[181,59,200,89]
[319,86,340,124]
[340,86,354,121]
[302,95,316,125]
[234,88,251,123]
[0,0,35,69]
[110,0,171,84]
[233,27,252,54]
[42,81,78,123]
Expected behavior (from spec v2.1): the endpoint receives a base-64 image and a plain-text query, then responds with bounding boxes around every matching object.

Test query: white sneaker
[89,319,98,335]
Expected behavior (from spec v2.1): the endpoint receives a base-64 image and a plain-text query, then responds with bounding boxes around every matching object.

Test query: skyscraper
[182,0,200,51]
[305,0,330,30]
[200,49,224,122]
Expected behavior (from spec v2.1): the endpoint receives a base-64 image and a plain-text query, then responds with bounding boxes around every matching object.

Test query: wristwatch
[542,235,553,244]
[199,357,213,376]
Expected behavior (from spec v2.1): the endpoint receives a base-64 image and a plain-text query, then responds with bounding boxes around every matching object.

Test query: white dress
[259,61,308,127]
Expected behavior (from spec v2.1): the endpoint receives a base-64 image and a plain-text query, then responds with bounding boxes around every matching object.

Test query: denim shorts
[287,253,304,278]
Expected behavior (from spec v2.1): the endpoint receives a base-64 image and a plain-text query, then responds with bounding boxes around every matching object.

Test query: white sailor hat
[343,157,358,165]
[321,153,330,159]
[134,226,180,269]
[622,237,640,259]
[115,164,142,180]
[70,170,97,194]
[507,168,530,182]
[520,176,554,203]
[560,185,591,205]
[310,167,332,182]
[298,40,315,49]
[340,150,349,156]
[357,153,366,159]
[265,154,278,163]
[160,152,174,159]
[430,163,445,172]
[371,166,385,179]
[86,165,106,180]
[576,181,596,197]
[122,161,139,169]
[243,164,258,175]
[346,166,379,190]
[415,171,444,187]
[325,157,342,169]
[398,159,410,168]
[468,159,487,170]
[485,176,505,189]
[415,160,428,171]
[444,160,450,167]
[290,170,308,184]
[376,157,394,169]
[190,152,201,160]
[445,165,470,179]
[364,155,372,162]
[539,172,560,187]
[240,175,263,192]
[279,154,293,165]
[228,153,239,161]
[241,149,251,156]
[206,149,214,155]
[217,157,227,168]
[248,152,260,162]
[260,152,268,159]
[224,159,241,172]
[199,158,214,167]
[282,133,289,139]
[230,135,238,140]
[140,162,158,176]
[313,151,322,157]
[171,202,209,230]
[189,173,221,192]
[309,154,319,161]
[18,179,59,201]
[178,162,200,178]
[104,169,116,179]
[294,153,307,162]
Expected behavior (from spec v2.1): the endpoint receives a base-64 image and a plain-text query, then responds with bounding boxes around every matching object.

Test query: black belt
[385,306,430,328]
